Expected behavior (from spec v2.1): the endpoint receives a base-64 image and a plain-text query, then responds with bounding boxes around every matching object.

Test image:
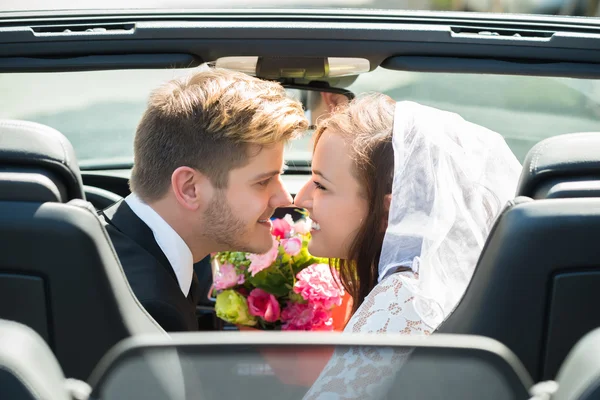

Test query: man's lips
[258,215,273,228]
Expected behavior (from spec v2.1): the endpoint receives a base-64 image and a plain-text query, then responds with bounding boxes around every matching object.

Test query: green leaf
[248,266,292,297]
[288,291,306,304]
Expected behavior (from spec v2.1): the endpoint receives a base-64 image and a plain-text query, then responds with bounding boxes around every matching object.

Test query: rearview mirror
[282,86,354,163]
[284,85,354,128]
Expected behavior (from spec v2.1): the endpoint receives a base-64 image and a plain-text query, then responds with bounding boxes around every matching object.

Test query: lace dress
[303,271,433,400]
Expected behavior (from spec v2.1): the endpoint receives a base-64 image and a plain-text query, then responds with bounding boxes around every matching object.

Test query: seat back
[0,120,165,381]
[438,197,600,381]
[0,201,166,381]
[0,319,75,400]
[516,132,600,199]
[88,332,533,400]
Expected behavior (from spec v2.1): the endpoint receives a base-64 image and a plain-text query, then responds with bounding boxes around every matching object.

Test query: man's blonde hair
[130,67,308,202]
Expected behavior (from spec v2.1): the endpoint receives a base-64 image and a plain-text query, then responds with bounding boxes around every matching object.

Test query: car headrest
[0,120,84,202]
[0,319,75,400]
[516,132,600,199]
[553,327,600,400]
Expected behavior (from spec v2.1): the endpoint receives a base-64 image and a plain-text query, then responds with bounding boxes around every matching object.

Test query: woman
[294,94,521,398]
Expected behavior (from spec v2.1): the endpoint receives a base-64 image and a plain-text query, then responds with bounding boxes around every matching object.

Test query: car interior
[0,120,167,381]
[438,132,600,381]
[1,5,600,400]
[85,332,534,400]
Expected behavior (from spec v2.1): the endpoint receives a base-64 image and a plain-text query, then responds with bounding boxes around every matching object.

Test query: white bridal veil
[303,101,522,400]
[379,100,522,327]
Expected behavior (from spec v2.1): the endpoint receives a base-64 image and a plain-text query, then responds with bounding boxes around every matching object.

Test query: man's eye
[313,181,326,190]
[258,178,272,187]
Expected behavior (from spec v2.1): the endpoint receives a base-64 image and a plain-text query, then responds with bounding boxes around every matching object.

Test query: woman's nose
[294,180,313,209]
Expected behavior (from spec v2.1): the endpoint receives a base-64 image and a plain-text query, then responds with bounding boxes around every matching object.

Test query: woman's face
[294,130,368,259]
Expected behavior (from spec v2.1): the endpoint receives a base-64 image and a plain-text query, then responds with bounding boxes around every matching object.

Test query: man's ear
[171,166,213,211]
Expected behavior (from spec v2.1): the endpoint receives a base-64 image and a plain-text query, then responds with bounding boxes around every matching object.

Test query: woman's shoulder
[345,270,432,334]
[379,268,420,291]
[372,270,420,304]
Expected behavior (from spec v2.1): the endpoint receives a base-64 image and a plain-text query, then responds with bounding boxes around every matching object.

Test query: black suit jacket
[100,200,201,332]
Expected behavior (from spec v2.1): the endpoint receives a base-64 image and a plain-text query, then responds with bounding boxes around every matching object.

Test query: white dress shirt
[125,193,193,296]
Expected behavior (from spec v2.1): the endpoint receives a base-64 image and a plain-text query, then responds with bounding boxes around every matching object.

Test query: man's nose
[271,183,294,208]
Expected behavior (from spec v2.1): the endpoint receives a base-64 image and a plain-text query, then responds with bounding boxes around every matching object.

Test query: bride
[293,94,521,398]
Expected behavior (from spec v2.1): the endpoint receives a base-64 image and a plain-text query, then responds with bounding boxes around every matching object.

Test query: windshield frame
[1,8,600,27]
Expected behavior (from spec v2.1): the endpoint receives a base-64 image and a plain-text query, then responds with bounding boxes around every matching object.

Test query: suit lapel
[187,271,200,305]
[101,200,178,283]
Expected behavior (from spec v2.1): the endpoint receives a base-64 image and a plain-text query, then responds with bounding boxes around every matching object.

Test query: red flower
[247,289,281,323]
[271,218,292,239]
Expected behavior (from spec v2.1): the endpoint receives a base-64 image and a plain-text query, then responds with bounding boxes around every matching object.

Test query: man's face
[202,142,292,254]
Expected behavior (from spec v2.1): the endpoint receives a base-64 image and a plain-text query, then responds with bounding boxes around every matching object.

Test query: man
[100,67,308,331]
[306,90,349,127]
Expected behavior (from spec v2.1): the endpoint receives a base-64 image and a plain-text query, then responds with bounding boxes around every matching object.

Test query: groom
[100,67,307,332]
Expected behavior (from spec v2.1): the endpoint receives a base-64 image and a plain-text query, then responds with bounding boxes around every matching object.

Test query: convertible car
[0,1,599,399]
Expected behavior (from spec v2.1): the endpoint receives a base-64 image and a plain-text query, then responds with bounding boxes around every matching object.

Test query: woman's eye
[313,180,326,190]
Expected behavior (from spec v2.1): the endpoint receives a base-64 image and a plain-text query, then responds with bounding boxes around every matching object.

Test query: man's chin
[246,232,274,254]
[250,242,273,255]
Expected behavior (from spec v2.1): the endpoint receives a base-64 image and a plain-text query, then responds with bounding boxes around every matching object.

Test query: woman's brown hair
[313,93,396,312]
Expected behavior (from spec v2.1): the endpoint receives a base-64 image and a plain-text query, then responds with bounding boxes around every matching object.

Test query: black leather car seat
[517,132,600,199]
[438,196,600,381]
[550,327,600,400]
[439,132,600,381]
[0,318,78,400]
[0,120,166,381]
[87,332,533,400]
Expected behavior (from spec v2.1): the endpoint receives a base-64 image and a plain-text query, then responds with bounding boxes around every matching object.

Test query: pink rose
[248,289,281,322]
[271,217,292,239]
[294,263,344,309]
[213,263,245,290]
[281,302,334,331]
[281,237,302,256]
[294,218,310,235]
[247,236,279,276]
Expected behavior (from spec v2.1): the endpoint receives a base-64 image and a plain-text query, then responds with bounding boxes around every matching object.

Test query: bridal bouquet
[212,214,349,331]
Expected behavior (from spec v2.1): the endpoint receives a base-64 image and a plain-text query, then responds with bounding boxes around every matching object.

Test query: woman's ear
[381,194,393,232]
[384,194,392,213]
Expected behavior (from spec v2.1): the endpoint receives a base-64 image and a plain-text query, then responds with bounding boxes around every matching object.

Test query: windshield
[3,0,600,17]
[1,68,598,167]
[92,340,522,400]
[349,69,600,162]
